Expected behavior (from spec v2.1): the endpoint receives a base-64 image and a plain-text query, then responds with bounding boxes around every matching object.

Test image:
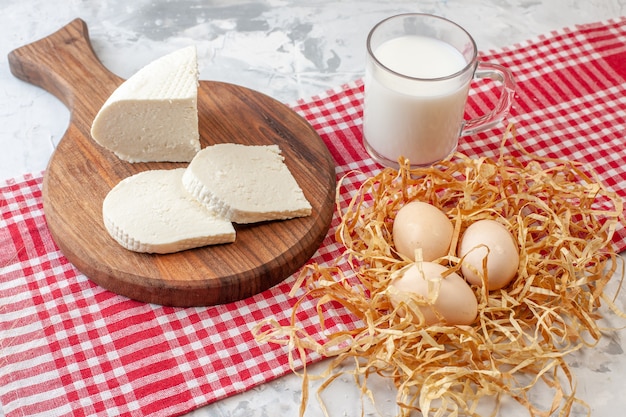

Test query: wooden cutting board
[8,19,336,307]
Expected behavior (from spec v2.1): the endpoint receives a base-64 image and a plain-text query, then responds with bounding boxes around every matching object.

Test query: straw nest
[254,126,626,417]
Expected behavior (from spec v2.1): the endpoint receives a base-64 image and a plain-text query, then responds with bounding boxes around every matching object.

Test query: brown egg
[458,219,520,290]
[392,201,454,261]
[388,262,478,326]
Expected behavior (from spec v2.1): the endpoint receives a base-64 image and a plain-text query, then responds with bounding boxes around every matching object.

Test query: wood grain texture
[8,19,336,307]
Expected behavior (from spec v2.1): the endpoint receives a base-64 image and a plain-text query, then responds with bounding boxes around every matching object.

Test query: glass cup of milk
[363,13,515,168]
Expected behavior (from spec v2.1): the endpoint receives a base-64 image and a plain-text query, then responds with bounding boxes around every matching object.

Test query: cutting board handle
[7,18,121,129]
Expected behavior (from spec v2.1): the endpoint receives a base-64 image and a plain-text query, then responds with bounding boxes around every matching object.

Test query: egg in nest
[458,219,520,291]
[388,261,478,326]
[392,201,454,262]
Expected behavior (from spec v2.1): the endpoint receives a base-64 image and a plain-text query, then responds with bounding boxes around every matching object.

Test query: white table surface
[2,1,626,416]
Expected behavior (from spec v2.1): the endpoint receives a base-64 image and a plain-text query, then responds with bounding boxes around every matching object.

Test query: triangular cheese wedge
[103,168,235,253]
[182,143,312,224]
[91,46,200,162]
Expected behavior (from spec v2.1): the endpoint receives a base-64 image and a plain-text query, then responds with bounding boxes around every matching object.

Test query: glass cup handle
[461,62,516,136]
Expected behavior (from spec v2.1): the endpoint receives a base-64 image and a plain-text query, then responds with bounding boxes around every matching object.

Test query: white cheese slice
[91,46,200,162]
[103,168,235,254]
[182,143,312,224]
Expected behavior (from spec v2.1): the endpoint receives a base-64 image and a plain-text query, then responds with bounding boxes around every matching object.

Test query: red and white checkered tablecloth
[2,17,626,417]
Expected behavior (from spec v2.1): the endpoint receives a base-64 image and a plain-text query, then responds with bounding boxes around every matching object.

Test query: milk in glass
[363,35,471,166]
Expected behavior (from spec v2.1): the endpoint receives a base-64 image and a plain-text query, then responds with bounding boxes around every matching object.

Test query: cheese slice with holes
[182,143,312,224]
[91,46,200,162]
[103,168,235,253]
